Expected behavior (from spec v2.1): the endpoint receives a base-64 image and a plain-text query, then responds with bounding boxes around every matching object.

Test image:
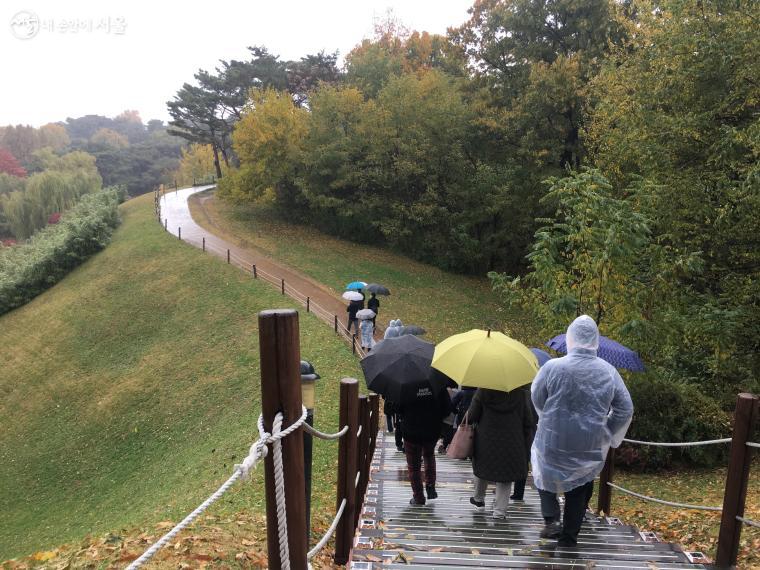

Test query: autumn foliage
[0,147,26,178]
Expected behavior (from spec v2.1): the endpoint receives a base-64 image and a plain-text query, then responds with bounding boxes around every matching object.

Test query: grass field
[0,192,362,564]
[188,194,541,346]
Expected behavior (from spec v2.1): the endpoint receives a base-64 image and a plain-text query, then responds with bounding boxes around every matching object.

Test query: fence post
[334,315,338,333]
[306,297,310,313]
[178,227,181,240]
[597,449,615,515]
[354,395,369,529]
[715,393,759,568]
[258,309,308,570]
[334,379,359,565]
[227,249,230,263]
[352,334,357,355]
[281,278,285,295]
[202,237,205,252]
[164,219,167,231]
[368,394,379,459]
[253,264,257,279]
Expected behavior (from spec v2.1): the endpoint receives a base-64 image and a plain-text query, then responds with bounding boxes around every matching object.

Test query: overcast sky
[1,1,473,127]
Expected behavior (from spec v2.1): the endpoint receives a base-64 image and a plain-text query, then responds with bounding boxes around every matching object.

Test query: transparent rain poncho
[531,316,634,493]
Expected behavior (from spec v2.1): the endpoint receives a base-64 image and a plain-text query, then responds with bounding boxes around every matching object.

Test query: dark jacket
[451,387,476,426]
[466,387,536,483]
[347,300,362,318]
[368,297,380,313]
[399,388,452,444]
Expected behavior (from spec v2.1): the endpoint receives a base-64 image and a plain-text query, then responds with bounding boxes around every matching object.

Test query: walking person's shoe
[509,494,524,501]
[469,497,485,511]
[409,496,426,506]
[540,521,562,539]
[425,485,438,500]
[492,511,507,520]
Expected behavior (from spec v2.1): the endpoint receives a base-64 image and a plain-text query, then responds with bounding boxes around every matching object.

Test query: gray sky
[2,0,473,127]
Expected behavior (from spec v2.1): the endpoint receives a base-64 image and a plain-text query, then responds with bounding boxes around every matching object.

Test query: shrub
[618,372,732,469]
[0,189,120,315]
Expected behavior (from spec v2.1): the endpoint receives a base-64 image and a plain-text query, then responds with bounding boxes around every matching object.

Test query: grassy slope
[188,194,541,346]
[0,193,362,560]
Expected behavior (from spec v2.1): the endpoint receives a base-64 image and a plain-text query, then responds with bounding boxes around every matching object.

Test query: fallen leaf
[31,551,58,562]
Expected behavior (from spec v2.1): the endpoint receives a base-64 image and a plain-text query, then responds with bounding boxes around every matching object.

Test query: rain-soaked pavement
[159,186,366,339]
[350,432,707,569]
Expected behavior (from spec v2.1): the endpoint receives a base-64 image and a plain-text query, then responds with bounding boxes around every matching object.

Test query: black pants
[538,481,594,546]
[394,416,404,449]
[512,478,526,499]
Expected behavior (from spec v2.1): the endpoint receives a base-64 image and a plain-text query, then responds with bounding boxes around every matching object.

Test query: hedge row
[0,189,120,315]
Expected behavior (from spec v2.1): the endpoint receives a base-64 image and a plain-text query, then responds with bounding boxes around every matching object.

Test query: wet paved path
[160,186,373,346]
[350,433,706,569]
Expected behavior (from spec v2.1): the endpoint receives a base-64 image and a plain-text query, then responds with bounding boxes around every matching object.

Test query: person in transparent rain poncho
[531,315,633,547]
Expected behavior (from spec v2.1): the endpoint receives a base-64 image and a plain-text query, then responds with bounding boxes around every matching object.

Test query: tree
[90,128,130,149]
[39,123,70,151]
[0,147,27,178]
[172,143,225,186]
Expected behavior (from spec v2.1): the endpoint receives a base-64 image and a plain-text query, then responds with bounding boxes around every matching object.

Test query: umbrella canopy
[356,308,376,320]
[432,329,538,392]
[342,291,363,301]
[398,325,426,336]
[346,281,367,290]
[366,283,391,296]
[530,348,553,367]
[545,334,645,372]
[360,335,447,404]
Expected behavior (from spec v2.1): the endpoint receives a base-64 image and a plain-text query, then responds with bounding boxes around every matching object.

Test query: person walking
[346,299,361,335]
[367,292,380,327]
[466,387,535,519]
[383,319,402,339]
[399,385,452,505]
[359,312,376,351]
[532,315,634,547]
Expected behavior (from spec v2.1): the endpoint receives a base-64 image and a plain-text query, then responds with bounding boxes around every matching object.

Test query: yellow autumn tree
[218,87,307,206]
[172,144,225,186]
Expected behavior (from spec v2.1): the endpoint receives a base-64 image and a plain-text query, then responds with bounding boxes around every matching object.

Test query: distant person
[400,385,452,505]
[532,315,634,546]
[451,386,476,428]
[359,312,376,351]
[437,387,457,454]
[384,399,404,452]
[383,319,402,339]
[467,387,535,519]
[346,299,362,335]
[367,293,380,326]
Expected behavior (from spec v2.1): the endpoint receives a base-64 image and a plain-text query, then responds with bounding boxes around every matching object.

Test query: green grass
[189,194,540,346]
[0,193,362,559]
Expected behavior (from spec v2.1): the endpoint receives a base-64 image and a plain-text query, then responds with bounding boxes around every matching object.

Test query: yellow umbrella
[431,329,539,392]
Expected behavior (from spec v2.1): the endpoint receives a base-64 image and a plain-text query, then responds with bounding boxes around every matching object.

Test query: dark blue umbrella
[545,334,645,372]
[530,348,552,367]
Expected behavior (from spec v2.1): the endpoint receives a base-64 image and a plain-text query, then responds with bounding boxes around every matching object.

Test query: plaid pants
[404,440,436,502]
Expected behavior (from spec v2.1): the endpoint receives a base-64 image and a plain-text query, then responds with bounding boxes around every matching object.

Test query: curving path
[159,186,375,350]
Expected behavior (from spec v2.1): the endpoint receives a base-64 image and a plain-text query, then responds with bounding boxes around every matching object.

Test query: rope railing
[307,498,346,560]
[737,515,760,529]
[128,407,308,569]
[302,423,349,440]
[623,437,733,447]
[606,482,723,512]
[747,441,760,449]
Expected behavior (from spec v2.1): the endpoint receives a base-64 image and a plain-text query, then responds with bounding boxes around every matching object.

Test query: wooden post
[253,264,257,278]
[715,393,759,568]
[258,310,307,570]
[368,394,379,459]
[281,278,285,295]
[202,237,205,252]
[352,334,357,355]
[334,315,338,333]
[227,249,230,263]
[598,448,615,515]
[334,379,359,565]
[306,297,310,313]
[354,395,369,530]
[164,218,167,231]
[178,227,181,240]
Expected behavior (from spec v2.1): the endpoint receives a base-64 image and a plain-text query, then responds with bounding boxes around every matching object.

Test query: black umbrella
[360,335,448,404]
[366,283,391,296]
[398,325,426,336]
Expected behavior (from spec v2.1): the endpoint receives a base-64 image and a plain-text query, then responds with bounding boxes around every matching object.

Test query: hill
[0,192,362,560]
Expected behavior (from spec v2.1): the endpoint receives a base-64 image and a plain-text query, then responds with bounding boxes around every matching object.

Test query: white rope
[128,407,308,569]
[737,515,760,528]
[747,441,760,449]
[302,423,349,440]
[607,482,722,511]
[623,437,732,447]
[307,498,347,560]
